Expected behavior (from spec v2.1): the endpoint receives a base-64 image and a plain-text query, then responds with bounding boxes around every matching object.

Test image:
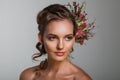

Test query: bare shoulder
[19,65,40,80]
[72,65,92,80]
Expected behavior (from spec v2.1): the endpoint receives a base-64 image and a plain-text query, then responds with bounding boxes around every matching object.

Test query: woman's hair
[32,4,77,61]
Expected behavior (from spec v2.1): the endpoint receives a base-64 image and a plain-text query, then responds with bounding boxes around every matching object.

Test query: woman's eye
[48,36,56,41]
[65,36,73,41]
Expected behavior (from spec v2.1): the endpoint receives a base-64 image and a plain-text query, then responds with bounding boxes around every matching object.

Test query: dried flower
[66,1,95,45]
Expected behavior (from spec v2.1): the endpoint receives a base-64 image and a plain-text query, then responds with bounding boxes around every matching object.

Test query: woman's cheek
[66,42,74,52]
[44,41,56,52]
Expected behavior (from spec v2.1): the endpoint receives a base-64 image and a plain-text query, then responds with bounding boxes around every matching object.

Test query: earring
[70,47,74,53]
[39,44,42,49]
[68,48,74,59]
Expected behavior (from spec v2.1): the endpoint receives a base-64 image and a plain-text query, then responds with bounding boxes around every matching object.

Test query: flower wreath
[66,2,95,45]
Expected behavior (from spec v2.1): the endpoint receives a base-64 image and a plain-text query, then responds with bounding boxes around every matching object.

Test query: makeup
[55,52,65,56]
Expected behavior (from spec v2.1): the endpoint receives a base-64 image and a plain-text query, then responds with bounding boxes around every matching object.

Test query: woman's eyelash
[47,36,56,40]
[47,34,73,41]
[65,36,73,41]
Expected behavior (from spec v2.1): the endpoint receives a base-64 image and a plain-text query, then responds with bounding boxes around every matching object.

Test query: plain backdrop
[0,0,120,80]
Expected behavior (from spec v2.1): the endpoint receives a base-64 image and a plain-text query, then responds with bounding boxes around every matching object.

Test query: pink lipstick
[55,52,65,56]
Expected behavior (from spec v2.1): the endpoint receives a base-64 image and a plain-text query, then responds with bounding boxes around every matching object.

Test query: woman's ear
[38,32,43,44]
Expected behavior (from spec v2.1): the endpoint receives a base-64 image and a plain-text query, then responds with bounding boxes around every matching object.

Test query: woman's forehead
[45,19,74,34]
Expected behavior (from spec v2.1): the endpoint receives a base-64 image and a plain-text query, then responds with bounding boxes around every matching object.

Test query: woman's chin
[51,56,67,62]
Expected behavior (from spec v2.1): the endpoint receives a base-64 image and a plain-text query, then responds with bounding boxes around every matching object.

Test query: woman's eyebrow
[67,33,73,36]
[47,33,73,36]
[66,34,74,36]
[47,33,57,36]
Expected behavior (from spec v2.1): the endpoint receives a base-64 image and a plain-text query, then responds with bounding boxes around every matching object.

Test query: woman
[20,4,92,80]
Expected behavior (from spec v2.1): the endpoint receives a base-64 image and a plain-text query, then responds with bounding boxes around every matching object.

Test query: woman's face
[41,19,75,61]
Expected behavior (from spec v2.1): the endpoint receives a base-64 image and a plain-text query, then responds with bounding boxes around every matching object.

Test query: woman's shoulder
[71,64,92,80]
[19,65,40,80]
[19,59,47,80]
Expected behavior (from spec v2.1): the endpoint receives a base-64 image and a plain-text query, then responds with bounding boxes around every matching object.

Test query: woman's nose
[57,39,64,50]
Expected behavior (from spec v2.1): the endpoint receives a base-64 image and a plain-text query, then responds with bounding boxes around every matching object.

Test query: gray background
[0,0,120,80]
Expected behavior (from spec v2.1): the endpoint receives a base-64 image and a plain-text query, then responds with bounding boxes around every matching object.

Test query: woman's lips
[55,52,65,56]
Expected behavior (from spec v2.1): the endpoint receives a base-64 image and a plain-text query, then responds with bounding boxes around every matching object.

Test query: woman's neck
[46,58,71,74]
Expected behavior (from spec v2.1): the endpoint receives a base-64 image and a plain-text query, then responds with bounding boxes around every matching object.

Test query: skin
[20,19,92,80]
[43,19,75,62]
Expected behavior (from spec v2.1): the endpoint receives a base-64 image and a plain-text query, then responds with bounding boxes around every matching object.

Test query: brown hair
[32,4,77,61]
